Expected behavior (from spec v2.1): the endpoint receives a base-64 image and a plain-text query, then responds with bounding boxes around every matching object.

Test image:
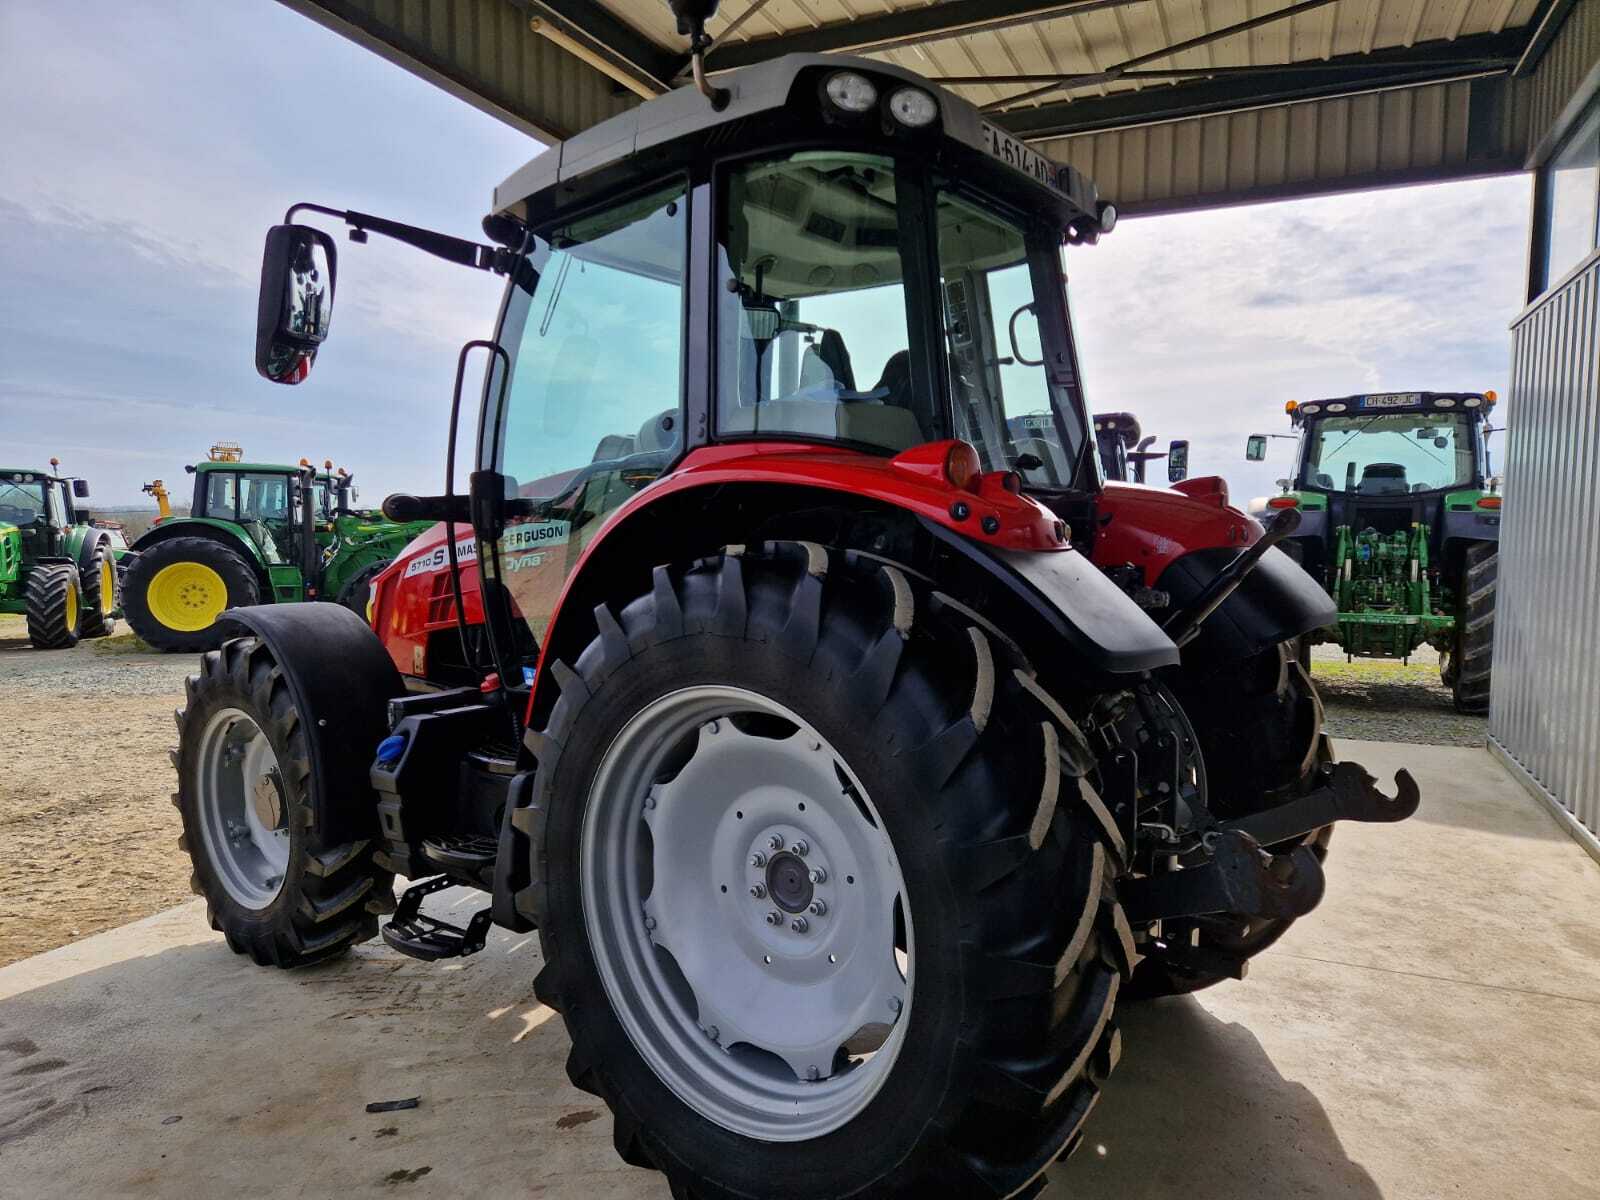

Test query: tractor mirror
[71,479,90,499]
[256,224,337,385]
[1167,440,1189,482]
[1245,435,1267,462]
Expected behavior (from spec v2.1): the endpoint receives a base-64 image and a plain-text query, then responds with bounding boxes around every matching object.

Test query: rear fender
[216,603,404,848]
[131,520,272,588]
[525,464,1176,727]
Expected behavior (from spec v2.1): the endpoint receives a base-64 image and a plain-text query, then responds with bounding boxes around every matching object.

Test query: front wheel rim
[195,707,290,908]
[581,686,912,1143]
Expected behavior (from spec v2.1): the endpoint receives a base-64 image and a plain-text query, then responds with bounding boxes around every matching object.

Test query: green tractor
[0,459,130,649]
[1246,390,1502,712]
[122,445,432,651]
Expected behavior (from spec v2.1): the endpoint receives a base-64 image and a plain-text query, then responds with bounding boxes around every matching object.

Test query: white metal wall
[1492,250,1600,840]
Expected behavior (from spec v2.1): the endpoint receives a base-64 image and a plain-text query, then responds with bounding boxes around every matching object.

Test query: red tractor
[173,11,1417,1197]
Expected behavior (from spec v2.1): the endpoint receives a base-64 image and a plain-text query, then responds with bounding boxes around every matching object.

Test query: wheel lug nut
[888,996,903,1014]
[750,852,766,868]
[807,899,827,916]
[767,834,784,851]
[790,916,809,933]
[765,911,782,926]
[808,867,827,884]
[749,884,767,899]
[792,839,809,857]
[706,1025,719,1041]
[806,1065,821,1081]
[643,916,656,931]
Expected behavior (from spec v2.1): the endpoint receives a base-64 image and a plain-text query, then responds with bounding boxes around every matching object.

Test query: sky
[0,1,1532,507]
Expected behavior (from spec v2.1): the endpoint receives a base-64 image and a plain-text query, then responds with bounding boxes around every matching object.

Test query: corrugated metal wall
[1492,252,1600,839]
[1522,0,1600,160]
[1041,77,1525,213]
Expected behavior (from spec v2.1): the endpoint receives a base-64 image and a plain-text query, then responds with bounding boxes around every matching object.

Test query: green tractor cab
[0,460,130,649]
[1246,390,1502,711]
[123,448,432,651]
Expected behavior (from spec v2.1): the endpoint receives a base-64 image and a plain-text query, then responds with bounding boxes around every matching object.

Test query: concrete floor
[3,740,1597,1199]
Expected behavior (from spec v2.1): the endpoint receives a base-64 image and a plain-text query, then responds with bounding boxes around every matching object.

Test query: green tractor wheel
[335,562,388,624]
[1452,542,1496,715]
[124,537,260,652]
[78,537,120,639]
[25,562,82,651]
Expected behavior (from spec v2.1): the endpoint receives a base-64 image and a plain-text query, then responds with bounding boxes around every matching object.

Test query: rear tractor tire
[1452,543,1495,715]
[124,536,260,652]
[173,636,386,967]
[521,542,1134,1199]
[24,562,82,650]
[78,537,120,639]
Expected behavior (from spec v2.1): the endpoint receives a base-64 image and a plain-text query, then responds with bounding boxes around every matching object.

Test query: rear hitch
[1222,761,1420,848]
[1119,830,1325,924]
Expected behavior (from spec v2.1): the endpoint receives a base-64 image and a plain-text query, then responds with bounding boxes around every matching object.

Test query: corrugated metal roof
[281,0,1599,210]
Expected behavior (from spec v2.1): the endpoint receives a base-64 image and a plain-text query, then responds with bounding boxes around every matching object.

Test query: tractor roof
[192,461,335,477]
[1291,391,1494,423]
[493,52,1102,230]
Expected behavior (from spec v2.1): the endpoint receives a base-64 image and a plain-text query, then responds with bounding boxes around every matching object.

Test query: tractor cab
[188,459,317,566]
[0,464,91,557]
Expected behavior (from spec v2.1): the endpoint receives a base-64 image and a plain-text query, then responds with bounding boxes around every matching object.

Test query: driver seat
[798,328,856,394]
[1357,463,1409,495]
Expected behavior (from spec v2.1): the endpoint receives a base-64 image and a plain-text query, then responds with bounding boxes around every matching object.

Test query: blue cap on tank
[375,733,408,766]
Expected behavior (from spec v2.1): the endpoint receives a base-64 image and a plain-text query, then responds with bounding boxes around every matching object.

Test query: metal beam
[515,0,679,94]
[999,30,1526,138]
[983,0,1342,110]
[698,0,1157,73]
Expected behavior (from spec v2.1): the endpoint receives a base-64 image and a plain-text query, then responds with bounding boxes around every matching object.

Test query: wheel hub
[194,708,290,908]
[581,687,912,1143]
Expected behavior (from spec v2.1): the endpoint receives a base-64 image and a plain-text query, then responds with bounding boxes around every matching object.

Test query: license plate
[981,122,1059,191]
[1361,393,1422,409]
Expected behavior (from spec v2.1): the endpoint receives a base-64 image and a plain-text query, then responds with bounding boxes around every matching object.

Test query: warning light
[1484,390,1498,405]
[1267,496,1301,509]
[1284,401,1298,414]
[1476,496,1502,510]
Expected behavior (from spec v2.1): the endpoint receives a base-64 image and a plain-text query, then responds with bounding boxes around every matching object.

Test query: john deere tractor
[0,460,129,650]
[1246,390,1502,712]
[122,445,431,651]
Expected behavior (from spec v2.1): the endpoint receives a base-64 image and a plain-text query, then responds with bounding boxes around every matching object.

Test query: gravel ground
[1308,643,1488,748]
[0,610,1486,967]
[0,613,197,967]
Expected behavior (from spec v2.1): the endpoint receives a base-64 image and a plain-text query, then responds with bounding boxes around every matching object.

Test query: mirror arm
[285,203,534,281]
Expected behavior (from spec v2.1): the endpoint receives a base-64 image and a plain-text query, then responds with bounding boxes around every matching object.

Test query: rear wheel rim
[148,561,227,631]
[581,686,912,1142]
[195,707,290,908]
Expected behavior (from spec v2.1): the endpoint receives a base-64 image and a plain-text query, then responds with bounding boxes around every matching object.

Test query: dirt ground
[0,613,1487,968]
[0,613,195,967]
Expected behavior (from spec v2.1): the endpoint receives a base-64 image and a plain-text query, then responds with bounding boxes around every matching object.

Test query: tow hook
[1221,761,1421,848]
[1120,831,1325,924]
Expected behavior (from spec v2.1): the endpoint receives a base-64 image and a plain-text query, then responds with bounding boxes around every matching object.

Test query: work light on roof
[1300,403,1321,415]
[1433,397,1456,408]
[1462,396,1482,407]
[887,86,937,127]
[825,72,878,113]
[1326,402,1347,412]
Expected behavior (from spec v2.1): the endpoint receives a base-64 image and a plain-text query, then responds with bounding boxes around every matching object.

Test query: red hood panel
[1093,481,1261,580]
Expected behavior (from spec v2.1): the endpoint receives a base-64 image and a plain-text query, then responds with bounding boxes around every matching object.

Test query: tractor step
[419,834,498,885]
[380,876,493,962]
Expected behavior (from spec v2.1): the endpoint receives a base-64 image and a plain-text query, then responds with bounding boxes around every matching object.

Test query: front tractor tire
[125,536,260,652]
[173,636,385,966]
[24,562,82,650]
[78,537,120,639]
[522,543,1132,1200]
[1136,641,1330,999]
[1451,543,1496,715]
